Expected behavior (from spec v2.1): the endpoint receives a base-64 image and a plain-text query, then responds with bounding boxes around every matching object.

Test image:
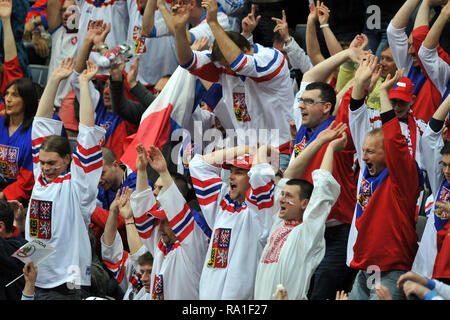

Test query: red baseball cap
[222,154,253,170]
[388,76,414,102]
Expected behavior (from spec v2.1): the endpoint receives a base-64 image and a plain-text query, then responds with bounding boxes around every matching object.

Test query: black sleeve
[129,81,156,109]
[109,78,147,125]
[349,97,365,111]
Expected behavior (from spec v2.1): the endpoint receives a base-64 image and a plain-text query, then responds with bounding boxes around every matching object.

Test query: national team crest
[29,199,53,239]
[207,228,231,268]
[357,177,372,214]
[152,274,164,300]
[233,92,251,122]
[293,136,307,158]
[133,26,146,53]
[435,186,450,221]
[0,145,19,179]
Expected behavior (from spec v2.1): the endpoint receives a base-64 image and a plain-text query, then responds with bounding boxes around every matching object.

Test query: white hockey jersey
[26,117,105,288]
[130,182,209,300]
[182,44,294,151]
[101,231,148,300]
[189,154,275,299]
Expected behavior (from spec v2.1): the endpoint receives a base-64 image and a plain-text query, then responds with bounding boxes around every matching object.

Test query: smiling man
[255,121,347,300]
[189,144,276,299]
[348,68,424,300]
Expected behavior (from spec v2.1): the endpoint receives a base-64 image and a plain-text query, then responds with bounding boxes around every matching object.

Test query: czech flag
[120,66,198,171]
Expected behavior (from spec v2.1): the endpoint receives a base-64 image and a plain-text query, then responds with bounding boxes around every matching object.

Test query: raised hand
[109,189,121,215]
[307,1,319,23]
[379,67,405,92]
[171,2,191,30]
[136,143,151,172]
[50,57,75,81]
[202,0,219,25]
[317,121,348,145]
[317,2,330,26]
[148,145,168,174]
[272,10,289,40]
[242,4,261,37]
[190,36,209,51]
[78,60,98,83]
[354,54,379,90]
[349,33,369,50]
[0,0,12,20]
[118,187,134,221]
[110,58,126,81]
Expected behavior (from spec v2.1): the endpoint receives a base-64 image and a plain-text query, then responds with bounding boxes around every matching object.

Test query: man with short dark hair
[289,47,365,300]
[0,198,27,300]
[255,121,347,300]
[189,143,276,299]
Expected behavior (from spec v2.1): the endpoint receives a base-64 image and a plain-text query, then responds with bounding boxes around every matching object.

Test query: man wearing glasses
[288,46,367,300]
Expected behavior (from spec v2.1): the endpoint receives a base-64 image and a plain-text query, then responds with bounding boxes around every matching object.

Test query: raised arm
[306,1,324,66]
[74,21,111,74]
[140,0,157,38]
[203,0,242,64]
[320,131,347,173]
[36,57,75,118]
[147,145,173,191]
[391,0,421,29]
[303,47,367,83]
[47,0,62,32]
[316,1,343,57]
[431,90,450,122]
[423,1,450,49]
[284,121,347,179]
[135,144,152,194]
[77,60,98,127]
[0,0,16,62]
[201,145,253,167]
[351,53,379,101]
[103,190,121,246]
[118,187,144,255]
[172,2,195,65]
[379,68,405,114]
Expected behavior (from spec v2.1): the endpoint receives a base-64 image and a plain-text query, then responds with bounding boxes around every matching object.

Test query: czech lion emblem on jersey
[293,136,307,158]
[233,92,251,123]
[207,228,231,268]
[29,199,53,239]
[357,177,372,214]
[152,274,164,300]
